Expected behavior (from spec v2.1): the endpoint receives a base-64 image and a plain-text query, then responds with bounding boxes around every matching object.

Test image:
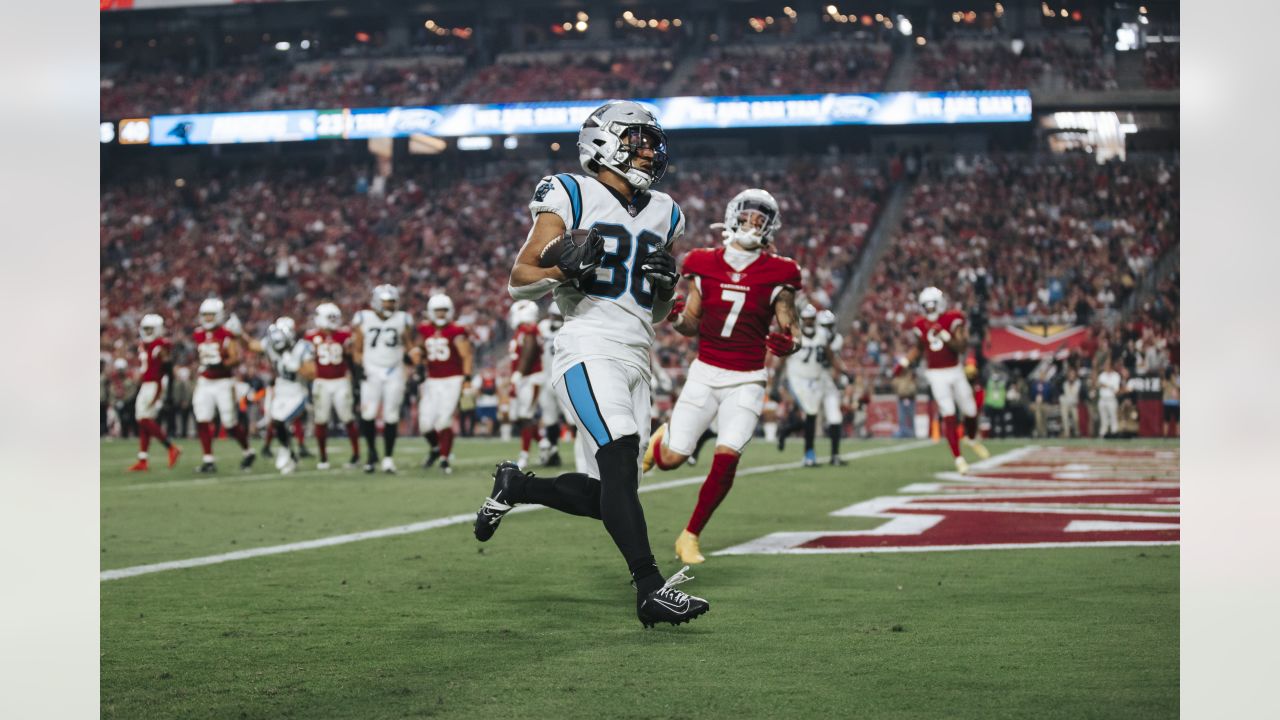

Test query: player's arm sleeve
[528,175,578,230]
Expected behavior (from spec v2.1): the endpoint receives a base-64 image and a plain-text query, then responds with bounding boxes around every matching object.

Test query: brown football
[538,228,594,268]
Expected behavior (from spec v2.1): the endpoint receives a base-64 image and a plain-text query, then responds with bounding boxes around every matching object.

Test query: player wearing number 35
[471,100,710,628]
[644,188,804,566]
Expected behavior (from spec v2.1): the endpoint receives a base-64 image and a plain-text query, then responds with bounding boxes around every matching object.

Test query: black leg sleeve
[273,420,292,451]
[803,414,817,452]
[828,423,842,456]
[512,472,602,519]
[383,423,398,457]
[361,419,378,461]
[594,435,659,584]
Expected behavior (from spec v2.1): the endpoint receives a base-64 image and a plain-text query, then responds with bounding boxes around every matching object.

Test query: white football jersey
[537,318,559,382]
[529,172,686,376]
[787,329,835,381]
[355,309,412,369]
[264,339,315,393]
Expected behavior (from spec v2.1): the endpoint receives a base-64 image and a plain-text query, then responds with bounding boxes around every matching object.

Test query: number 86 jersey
[684,246,802,376]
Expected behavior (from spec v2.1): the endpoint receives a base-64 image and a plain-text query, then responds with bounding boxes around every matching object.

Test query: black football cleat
[830,455,848,466]
[363,462,376,474]
[197,461,217,474]
[544,449,562,468]
[637,566,710,628]
[298,444,313,459]
[474,462,524,542]
[423,447,441,469]
[240,449,257,471]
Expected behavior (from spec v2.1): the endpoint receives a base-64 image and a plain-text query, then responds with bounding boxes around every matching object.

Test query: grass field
[101,435,1178,719]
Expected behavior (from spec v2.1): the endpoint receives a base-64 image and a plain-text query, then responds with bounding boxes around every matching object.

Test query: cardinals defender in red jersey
[304,302,362,470]
[643,188,803,564]
[191,297,256,473]
[126,314,181,471]
[506,299,543,470]
[895,286,989,473]
[412,294,474,475]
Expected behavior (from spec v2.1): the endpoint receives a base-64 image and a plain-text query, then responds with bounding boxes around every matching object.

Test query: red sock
[942,415,961,457]
[963,415,978,440]
[440,428,454,458]
[230,423,249,449]
[654,436,677,471]
[346,421,360,455]
[139,419,151,454]
[521,424,534,452]
[197,422,214,455]
[315,424,328,462]
[293,419,306,445]
[685,453,740,535]
[141,419,169,449]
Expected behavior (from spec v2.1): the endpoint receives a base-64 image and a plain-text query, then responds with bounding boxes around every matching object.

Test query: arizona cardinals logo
[730,272,743,282]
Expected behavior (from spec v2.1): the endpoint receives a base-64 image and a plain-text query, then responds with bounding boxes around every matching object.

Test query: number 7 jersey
[530,173,685,376]
[683,246,802,374]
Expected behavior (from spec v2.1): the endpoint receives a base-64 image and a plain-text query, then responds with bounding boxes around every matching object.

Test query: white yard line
[100,440,933,581]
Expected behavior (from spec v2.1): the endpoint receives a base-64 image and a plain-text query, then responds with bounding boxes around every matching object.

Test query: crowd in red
[911,37,1116,91]
[679,42,892,96]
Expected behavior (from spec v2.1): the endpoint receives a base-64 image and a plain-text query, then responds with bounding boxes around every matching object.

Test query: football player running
[304,302,361,469]
[472,100,709,628]
[260,318,317,474]
[782,305,849,467]
[127,314,181,471]
[413,293,473,475]
[536,304,571,467]
[643,188,803,565]
[895,287,989,472]
[507,299,544,470]
[191,298,256,473]
[352,285,416,474]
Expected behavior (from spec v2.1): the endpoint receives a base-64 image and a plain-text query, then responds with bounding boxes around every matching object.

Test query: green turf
[101,436,1178,719]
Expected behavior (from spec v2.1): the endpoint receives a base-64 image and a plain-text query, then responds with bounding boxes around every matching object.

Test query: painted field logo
[716,446,1179,556]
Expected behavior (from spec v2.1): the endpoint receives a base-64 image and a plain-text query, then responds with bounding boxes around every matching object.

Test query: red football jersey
[418,323,468,378]
[138,338,171,383]
[683,247,803,372]
[304,329,352,380]
[509,323,543,374]
[192,326,237,379]
[911,310,966,369]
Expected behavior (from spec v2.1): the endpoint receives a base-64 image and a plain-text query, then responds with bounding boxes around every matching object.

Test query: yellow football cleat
[964,438,991,460]
[954,456,970,474]
[675,529,706,564]
[642,423,667,473]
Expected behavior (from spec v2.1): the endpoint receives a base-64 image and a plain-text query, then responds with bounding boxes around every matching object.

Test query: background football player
[781,305,849,467]
[127,314,181,471]
[895,286,989,472]
[191,298,256,473]
[413,293,473,475]
[472,100,709,628]
[352,285,415,474]
[258,318,317,474]
[304,302,360,470]
[507,299,544,469]
[642,187,803,565]
[536,304,570,467]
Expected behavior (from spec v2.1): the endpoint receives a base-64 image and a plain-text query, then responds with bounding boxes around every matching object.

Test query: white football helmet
[817,309,837,327]
[509,300,539,329]
[269,317,297,352]
[800,304,818,337]
[918,287,946,321]
[547,303,564,332]
[139,313,165,341]
[198,298,225,330]
[314,302,342,331]
[720,188,781,250]
[372,285,400,318]
[577,101,669,192]
[427,294,455,327]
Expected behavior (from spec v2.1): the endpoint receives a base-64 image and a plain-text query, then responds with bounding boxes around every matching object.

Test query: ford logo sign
[827,96,879,120]
[389,108,443,133]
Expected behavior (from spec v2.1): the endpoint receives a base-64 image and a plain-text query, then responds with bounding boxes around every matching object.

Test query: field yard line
[100,440,933,582]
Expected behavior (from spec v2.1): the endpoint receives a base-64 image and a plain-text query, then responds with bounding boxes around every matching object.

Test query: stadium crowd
[676,42,892,96]
[911,37,1116,92]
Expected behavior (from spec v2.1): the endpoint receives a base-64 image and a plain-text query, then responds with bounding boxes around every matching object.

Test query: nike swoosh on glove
[666,294,686,323]
[557,227,605,284]
[765,331,799,356]
[639,250,679,299]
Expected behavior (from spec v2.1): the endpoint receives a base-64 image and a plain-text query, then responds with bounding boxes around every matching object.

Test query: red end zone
[717,445,1180,556]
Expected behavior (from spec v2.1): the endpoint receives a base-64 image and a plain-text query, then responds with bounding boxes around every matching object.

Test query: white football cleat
[381,456,397,474]
[954,456,970,474]
[516,450,529,470]
[316,461,330,471]
[275,447,297,475]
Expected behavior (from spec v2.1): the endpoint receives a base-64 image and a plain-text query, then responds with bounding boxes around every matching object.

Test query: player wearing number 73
[643,188,804,565]
[351,285,416,474]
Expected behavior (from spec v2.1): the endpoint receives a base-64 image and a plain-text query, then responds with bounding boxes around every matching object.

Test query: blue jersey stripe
[667,203,682,243]
[564,363,611,447]
[556,174,583,230]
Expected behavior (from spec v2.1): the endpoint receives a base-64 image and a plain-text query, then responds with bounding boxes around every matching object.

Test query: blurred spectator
[1059,366,1081,438]
[1095,361,1122,437]
[676,42,891,96]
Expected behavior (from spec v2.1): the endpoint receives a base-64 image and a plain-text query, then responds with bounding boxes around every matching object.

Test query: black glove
[411,365,426,386]
[556,227,606,285]
[639,249,679,300]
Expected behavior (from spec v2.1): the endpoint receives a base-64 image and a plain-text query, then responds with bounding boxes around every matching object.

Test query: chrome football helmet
[817,309,836,328]
[578,101,669,192]
[918,287,946,321]
[372,285,400,318]
[314,302,342,331]
[267,319,296,353]
[198,298,225,330]
[427,294,455,327]
[139,313,165,341]
[720,188,781,250]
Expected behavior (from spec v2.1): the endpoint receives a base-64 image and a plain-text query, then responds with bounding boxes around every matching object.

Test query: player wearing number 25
[644,188,804,565]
